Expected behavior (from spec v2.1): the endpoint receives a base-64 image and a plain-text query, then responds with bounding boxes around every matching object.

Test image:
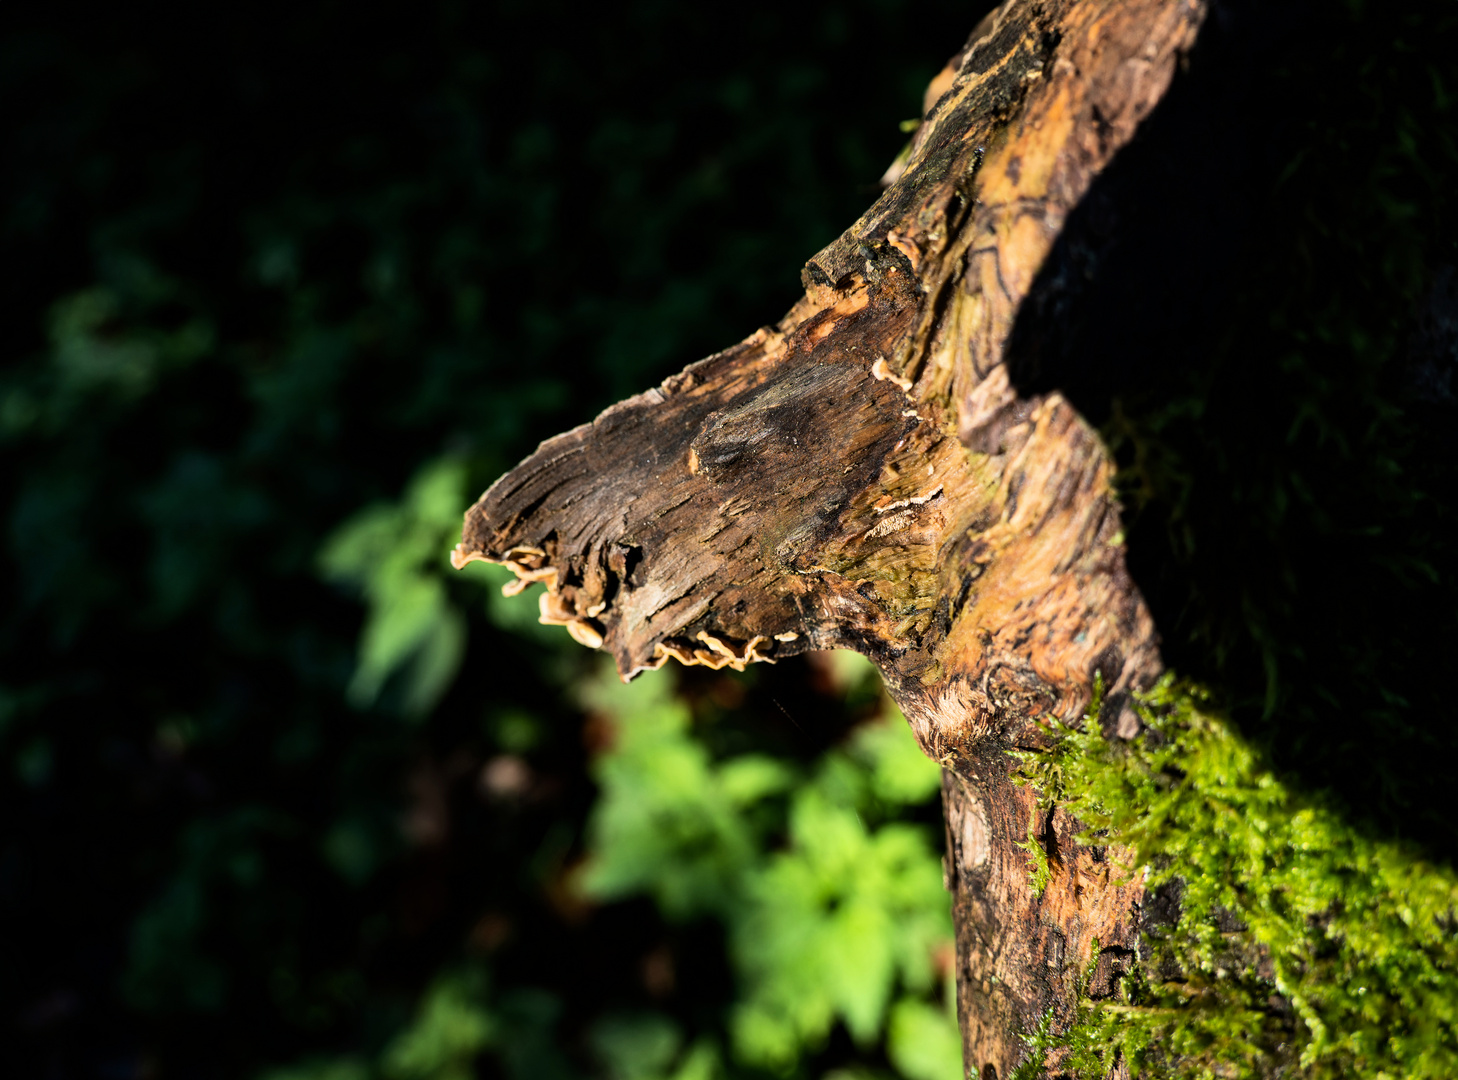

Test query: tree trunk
[453,0,1205,1073]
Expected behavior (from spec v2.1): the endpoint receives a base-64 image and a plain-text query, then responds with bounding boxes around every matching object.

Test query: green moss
[1013,812,1052,900]
[1007,1009,1061,1080]
[1011,678,1458,1079]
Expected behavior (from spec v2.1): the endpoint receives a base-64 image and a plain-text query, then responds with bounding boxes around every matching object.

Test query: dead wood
[454,0,1205,1073]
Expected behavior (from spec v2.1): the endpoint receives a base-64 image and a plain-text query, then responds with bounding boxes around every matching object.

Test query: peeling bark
[454,0,1205,1073]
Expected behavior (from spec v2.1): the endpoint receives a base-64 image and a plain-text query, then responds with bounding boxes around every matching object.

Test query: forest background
[4,1,1457,1078]
[0,1,992,1078]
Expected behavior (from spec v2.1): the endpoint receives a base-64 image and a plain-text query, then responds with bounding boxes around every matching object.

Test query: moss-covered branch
[1012,679,1458,1077]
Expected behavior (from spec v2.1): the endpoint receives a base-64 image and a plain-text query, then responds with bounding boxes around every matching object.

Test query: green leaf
[579,666,780,920]
[850,709,943,806]
[319,458,473,718]
[589,1012,682,1080]
[381,969,495,1080]
[887,998,963,1080]
[578,662,954,1074]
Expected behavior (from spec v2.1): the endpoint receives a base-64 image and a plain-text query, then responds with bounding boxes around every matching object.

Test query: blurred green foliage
[579,661,955,1072]
[245,629,958,1080]
[0,4,982,1076]
[320,459,472,718]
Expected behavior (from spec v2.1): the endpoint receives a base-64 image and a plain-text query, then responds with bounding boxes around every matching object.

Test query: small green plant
[1006,1008,1061,1080]
[319,459,474,719]
[1012,812,1052,900]
[580,656,962,1079]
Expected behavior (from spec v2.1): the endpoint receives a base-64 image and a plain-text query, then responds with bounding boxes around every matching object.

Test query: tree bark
[453,0,1205,1074]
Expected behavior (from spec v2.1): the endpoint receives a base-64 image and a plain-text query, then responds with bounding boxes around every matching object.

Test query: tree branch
[454,0,1205,1072]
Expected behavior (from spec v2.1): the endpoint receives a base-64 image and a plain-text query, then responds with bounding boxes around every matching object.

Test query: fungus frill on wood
[453,0,1205,1072]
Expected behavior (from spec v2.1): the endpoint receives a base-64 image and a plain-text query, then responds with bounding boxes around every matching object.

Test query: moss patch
[1013,679,1458,1079]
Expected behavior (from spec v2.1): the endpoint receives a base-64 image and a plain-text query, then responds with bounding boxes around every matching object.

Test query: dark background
[0,1,983,1077]
[3,0,1456,1078]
